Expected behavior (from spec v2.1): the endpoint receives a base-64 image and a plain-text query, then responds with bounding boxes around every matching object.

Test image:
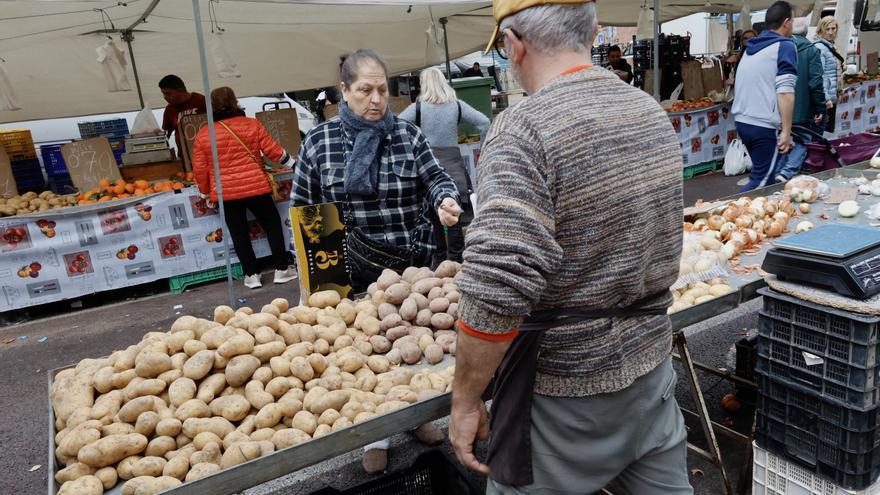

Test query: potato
[411,277,441,295]
[121,476,152,495]
[132,456,167,477]
[116,456,142,480]
[183,350,215,380]
[145,436,176,458]
[55,462,96,484]
[307,353,328,375]
[375,401,410,415]
[417,334,435,353]
[225,354,261,387]
[244,380,275,410]
[253,403,283,429]
[162,455,189,480]
[377,303,398,320]
[196,373,227,403]
[365,355,391,374]
[78,433,148,467]
[183,340,207,357]
[150,419,180,439]
[387,385,418,403]
[157,368,183,385]
[133,475,181,495]
[92,367,115,394]
[116,396,157,423]
[185,462,220,482]
[367,335,391,354]
[398,298,419,321]
[414,308,434,327]
[314,424,333,438]
[217,334,255,358]
[248,313,279,333]
[385,326,409,342]
[250,428,276,442]
[135,411,161,437]
[220,441,263,469]
[93,466,117,490]
[182,417,235,439]
[52,363,100,424]
[430,313,454,330]
[354,412,378,424]
[214,305,235,325]
[252,326,275,345]
[193,431,223,450]
[204,395,249,423]
[377,269,401,290]
[383,283,411,305]
[175,399,210,421]
[167,378,196,408]
[420,345,443,365]
[427,287,446,301]
[433,260,459,278]
[308,290,342,309]
[260,304,281,318]
[189,442,221,466]
[266,357,290,378]
[252,341,286,362]
[353,339,373,356]
[175,434,193,450]
[429,297,450,313]
[308,389,351,415]
[200,326,239,350]
[434,333,456,353]
[130,379,167,401]
[272,428,311,449]
[358,315,381,336]
[58,422,101,458]
[58,475,103,495]
[314,339,331,355]
[290,410,318,435]
[386,349,402,365]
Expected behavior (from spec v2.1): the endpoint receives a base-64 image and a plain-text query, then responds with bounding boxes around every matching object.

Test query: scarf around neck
[338,100,395,196]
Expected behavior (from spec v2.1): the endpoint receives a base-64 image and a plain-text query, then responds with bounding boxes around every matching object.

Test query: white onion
[796,221,814,233]
[838,201,861,218]
[871,156,880,169]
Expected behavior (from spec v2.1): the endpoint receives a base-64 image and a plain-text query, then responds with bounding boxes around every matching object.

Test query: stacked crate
[755,287,880,491]
[1,130,45,192]
[631,34,691,100]
[40,144,76,195]
[78,118,129,165]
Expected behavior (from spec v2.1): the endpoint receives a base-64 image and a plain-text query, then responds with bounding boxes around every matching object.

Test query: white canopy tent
[595,0,817,27]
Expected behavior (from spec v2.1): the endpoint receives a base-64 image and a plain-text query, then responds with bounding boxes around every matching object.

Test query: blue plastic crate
[40,145,68,176]
[78,119,129,139]
[47,174,76,195]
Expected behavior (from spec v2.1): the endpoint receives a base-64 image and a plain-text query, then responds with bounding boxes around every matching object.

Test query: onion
[773,211,790,224]
[799,203,811,214]
[729,231,748,246]
[702,230,721,241]
[859,184,872,195]
[796,221,814,233]
[735,215,753,229]
[838,200,860,218]
[871,156,880,169]
[707,215,726,231]
[722,205,741,222]
[857,176,870,185]
[693,218,708,230]
[744,229,759,244]
[735,197,751,207]
[764,201,779,215]
[802,189,819,203]
[720,222,737,239]
[767,221,785,237]
[752,220,766,234]
[873,186,880,197]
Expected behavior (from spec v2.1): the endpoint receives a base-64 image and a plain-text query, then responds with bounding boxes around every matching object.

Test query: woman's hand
[438,198,463,227]
[826,100,835,110]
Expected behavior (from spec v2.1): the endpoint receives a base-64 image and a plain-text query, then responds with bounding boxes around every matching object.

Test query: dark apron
[486,297,669,487]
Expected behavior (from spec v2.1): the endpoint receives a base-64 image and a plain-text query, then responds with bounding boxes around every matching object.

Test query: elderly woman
[291,50,461,472]
[292,49,462,293]
[814,16,844,133]
[399,67,490,266]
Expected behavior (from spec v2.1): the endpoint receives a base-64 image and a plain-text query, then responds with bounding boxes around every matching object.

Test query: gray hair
[340,49,388,87]
[500,2,598,55]
[793,17,809,36]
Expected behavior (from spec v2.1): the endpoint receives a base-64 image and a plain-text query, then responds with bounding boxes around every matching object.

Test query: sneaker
[273,267,297,284]
[775,175,788,183]
[736,177,750,186]
[243,274,262,289]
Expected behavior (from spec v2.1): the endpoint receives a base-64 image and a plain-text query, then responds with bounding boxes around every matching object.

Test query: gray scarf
[339,100,395,196]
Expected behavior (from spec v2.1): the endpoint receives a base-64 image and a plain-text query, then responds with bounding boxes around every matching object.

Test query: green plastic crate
[451,77,493,136]
[683,160,719,179]
[169,263,243,294]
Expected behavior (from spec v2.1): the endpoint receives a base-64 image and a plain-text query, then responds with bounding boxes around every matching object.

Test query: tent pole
[653,0,660,101]
[192,0,237,309]
[121,31,145,108]
[441,17,452,82]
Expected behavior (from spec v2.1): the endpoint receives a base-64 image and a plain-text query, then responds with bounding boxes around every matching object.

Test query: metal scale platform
[762,224,880,299]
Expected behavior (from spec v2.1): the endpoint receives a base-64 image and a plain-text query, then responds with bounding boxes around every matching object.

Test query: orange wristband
[457,319,519,342]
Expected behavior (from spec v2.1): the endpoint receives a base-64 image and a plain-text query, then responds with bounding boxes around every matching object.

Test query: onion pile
[669,279,736,314]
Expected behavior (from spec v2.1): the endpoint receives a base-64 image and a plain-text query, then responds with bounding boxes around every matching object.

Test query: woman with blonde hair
[814,16,843,132]
[399,67,490,265]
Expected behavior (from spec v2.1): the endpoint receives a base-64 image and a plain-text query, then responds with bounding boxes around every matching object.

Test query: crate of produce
[309,450,482,495]
[753,441,880,495]
[40,144,68,176]
[77,118,129,139]
[0,129,36,160]
[756,289,880,411]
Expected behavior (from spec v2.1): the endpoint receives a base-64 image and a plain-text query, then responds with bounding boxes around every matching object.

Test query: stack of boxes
[754,287,880,492]
[0,129,45,193]
[631,34,691,100]
[77,118,129,165]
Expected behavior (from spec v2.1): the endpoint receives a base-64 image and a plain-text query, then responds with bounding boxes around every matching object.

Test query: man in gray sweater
[449,0,690,493]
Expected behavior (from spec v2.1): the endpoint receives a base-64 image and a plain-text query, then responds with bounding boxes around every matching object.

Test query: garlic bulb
[796,221,814,233]
[838,201,860,218]
[860,184,872,195]
[857,176,870,185]
[871,156,880,169]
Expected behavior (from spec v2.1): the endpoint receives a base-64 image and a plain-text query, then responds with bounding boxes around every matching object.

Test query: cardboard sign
[0,146,17,197]
[869,52,879,76]
[681,60,706,100]
[256,108,302,161]
[289,202,352,301]
[60,138,121,192]
[178,114,208,172]
[701,59,725,96]
[826,186,859,204]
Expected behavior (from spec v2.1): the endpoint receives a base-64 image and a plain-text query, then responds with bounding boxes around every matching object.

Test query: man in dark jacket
[605,45,633,83]
[774,17,826,182]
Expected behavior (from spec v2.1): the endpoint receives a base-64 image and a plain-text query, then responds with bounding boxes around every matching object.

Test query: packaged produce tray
[753,441,880,495]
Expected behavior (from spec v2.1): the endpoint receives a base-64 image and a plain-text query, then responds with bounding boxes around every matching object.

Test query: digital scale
[125,132,169,154]
[761,225,880,300]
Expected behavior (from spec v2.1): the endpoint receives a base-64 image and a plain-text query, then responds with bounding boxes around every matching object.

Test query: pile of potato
[0,191,77,217]
[51,263,464,495]
[668,278,736,314]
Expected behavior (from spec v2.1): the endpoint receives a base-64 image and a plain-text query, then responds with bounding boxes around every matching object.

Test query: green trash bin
[451,77,493,138]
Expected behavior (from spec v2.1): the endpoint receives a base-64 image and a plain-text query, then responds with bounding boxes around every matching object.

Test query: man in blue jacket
[732,1,797,191]
[774,17,827,181]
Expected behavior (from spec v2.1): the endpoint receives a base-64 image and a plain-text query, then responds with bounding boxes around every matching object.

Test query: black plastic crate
[47,174,76,195]
[756,414,880,490]
[78,119,129,140]
[309,450,481,495]
[760,288,880,346]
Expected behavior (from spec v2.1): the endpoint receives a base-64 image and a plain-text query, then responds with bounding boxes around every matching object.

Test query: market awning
[595,0,818,27]
[0,0,494,123]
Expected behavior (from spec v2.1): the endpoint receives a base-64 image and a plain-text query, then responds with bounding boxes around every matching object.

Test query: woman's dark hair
[211,86,246,121]
[339,49,389,87]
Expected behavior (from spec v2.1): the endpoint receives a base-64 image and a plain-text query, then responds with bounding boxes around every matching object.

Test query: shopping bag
[724,139,752,176]
[131,104,161,135]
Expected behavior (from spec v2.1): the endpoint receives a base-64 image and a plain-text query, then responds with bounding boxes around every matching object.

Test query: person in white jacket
[814,16,843,133]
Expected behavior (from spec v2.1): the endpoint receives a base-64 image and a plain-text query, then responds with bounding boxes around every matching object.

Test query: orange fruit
[143,188,155,194]
[172,183,184,190]
[125,184,135,193]
[134,189,147,196]
[134,180,149,190]
[99,178,111,188]
[115,179,126,187]
[117,193,130,198]
[113,185,125,195]
[98,196,112,202]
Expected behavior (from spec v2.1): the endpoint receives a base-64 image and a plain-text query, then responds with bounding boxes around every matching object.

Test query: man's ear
[506,29,527,65]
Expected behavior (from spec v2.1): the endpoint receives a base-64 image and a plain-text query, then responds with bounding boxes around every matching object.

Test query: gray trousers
[487,358,692,495]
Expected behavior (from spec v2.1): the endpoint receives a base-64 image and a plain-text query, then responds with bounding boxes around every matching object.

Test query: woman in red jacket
[192,87,296,289]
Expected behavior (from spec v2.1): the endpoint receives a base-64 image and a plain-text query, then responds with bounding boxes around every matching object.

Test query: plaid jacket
[291,116,459,260]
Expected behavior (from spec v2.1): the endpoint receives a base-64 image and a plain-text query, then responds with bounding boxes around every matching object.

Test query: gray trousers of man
[487,358,693,495]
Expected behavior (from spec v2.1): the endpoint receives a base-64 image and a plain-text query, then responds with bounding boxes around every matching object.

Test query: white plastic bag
[95,39,132,92]
[737,1,752,33]
[0,61,20,111]
[131,104,161,135]
[724,139,752,176]
[637,5,654,40]
[209,32,241,79]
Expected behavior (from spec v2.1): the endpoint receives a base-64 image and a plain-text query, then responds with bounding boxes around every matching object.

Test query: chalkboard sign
[60,137,121,192]
[0,146,17,197]
[256,108,301,160]
[179,114,208,172]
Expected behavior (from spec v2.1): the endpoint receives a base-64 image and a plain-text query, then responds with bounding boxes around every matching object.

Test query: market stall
[834,77,880,136]
[666,101,735,175]
[45,162,880,495]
